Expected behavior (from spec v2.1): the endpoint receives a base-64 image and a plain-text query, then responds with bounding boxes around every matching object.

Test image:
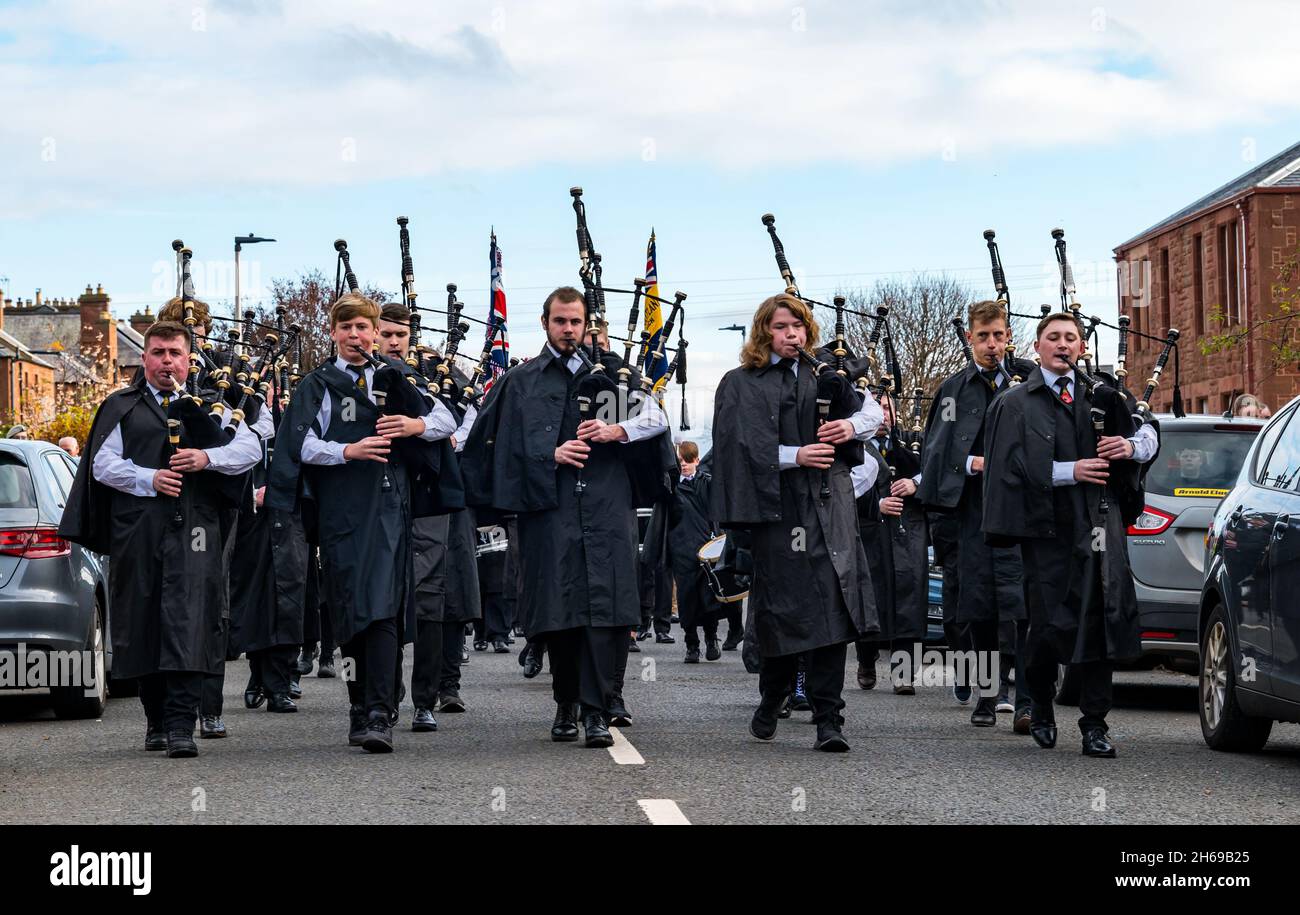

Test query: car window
[1260,410,1300,493]
[1252,407,1294,485]
[0,453,38,508]
[1144,427,1260,498]
[43,452,75,501]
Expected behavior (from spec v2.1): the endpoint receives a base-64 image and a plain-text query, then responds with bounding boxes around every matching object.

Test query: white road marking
[638,799,691,825]
[607,726,644,765]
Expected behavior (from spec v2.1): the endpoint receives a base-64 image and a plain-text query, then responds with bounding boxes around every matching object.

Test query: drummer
[646,441,726,663]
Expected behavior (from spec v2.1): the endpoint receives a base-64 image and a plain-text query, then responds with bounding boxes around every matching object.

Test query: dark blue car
[1199,394,1300,750]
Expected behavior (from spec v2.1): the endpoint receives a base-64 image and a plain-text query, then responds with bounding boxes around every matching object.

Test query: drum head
[697,534,727,564]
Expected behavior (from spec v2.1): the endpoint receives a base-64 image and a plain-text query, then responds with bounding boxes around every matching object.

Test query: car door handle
[1274,514,1291,540]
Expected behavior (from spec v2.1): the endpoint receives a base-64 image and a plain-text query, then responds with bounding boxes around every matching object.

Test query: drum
[696,534,748,604]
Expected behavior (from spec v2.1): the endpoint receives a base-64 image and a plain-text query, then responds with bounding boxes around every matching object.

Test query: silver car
[1126,414,1263,662]
[0,440,113,718]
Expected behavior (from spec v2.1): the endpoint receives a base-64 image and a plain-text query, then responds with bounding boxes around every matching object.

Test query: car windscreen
[0,453,38,508]
[1143,428,1258,498]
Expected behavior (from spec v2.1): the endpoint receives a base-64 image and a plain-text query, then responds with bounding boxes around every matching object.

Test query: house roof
[1116,139,1300,251]
[0,330,56,370]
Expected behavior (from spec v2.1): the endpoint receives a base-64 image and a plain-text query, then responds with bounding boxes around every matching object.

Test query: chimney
[78,283,117,379]
[34,288,42,309]
[129,305,154,336]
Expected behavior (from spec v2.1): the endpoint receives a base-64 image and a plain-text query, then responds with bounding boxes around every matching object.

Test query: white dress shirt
[301,357,460,466]
[545,344,669,443]
[92,382,262,497]
[1038,365,1158,487]
[771,352,884,471]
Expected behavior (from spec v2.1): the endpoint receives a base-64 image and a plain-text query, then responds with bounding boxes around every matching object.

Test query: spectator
[6,424,28,440]
[58,436,80,457]
[1232,394,1261,418]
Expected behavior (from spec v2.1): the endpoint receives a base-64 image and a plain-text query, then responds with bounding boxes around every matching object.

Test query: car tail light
[1142,630,1179,640]
[1127,507,1176,536]
[0,527,71,560]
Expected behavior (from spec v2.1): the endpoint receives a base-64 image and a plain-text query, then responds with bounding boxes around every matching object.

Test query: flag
[486,230,509,390]
[642,229,669,390]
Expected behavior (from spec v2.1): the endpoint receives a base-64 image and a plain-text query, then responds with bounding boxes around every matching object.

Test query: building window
[1193,233,1204,336]
[1218,222,1240,324]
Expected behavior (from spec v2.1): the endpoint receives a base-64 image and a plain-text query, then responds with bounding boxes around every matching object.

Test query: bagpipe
[760,213,871,500]
[330,237,429,419]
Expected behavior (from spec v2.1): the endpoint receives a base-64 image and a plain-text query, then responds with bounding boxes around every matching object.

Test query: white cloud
[2,0,1298,215]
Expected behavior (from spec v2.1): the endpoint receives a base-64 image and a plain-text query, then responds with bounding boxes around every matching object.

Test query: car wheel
[1199,604,1271,752]
[1055,663,1081,706]
[51,599,108,720]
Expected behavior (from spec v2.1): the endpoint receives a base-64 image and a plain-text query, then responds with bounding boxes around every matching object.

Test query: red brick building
[1114,140,1300,415]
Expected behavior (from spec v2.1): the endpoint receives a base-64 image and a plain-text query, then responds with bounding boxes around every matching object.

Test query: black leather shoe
[348,705,368,746]
[145,726,167,751]
[362,713,394,753]
[705,638,722,661]
[243,684,266,709]
[1013,709,1032,735]
[438,692,466,713]
[317,657,336,678]
[813,723,850,752]
[493,640,510,653]
[750,695,785,741]
[460,646,470,663]
[721,631,743,651]
[296,648,316,676]
[636,628,653,641]
[412,707,437,732]
[776,695,793,719]
[655,633,676,644]
[266,693,297,713]
[389,706,399,727]
[971,697,997,727]
[522,650,543,679]
[684,647,700,663]
[166,731,198,758]
[289,675,302,700]
[628,637,641,653]
[893,682,916,696]
[199,716,227,738]
[551,703,580,742]
[608,699,632,728]
[1081,728,1116,758]
[473,640,488,652]
[583,712,613,748]
[857,664,877,690]
[1030,719,1058,749]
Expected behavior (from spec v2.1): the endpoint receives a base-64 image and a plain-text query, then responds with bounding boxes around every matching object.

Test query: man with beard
[462,286,673,748]
[710,293,881,752]
[984,312,1154,757]
[60,321,261,758]
[919,300,1033,727]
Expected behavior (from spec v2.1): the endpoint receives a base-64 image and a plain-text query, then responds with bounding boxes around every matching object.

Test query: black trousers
[139,670,203,734]
[411,617,444,709]
[248,645,297,697]
[640,565,673,635]
[341,617,399,717]
[999,619,1031,712]
[200,660,225,718]
[439,620,464,693]
[547,625,623,718]
[758,642,849,728]
[477,593,513,643]
[1025,658,1113,733]
[723,604,742,637]
[303,599,337,660]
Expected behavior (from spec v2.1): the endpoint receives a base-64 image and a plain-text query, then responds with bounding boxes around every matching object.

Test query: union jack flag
[486,230,508,389]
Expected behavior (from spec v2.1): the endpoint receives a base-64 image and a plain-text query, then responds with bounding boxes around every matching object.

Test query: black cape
[983,368,1142,663]
[858,429,929,642]
[461,346,676,637]
[59,373,244,677]
[710,360,877,657]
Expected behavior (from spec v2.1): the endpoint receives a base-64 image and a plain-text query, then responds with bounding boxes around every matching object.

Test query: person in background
[59,437,80,457]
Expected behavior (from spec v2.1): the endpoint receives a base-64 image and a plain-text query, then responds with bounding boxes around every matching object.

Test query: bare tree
[255,270,389,372]
[834,274,1029,402]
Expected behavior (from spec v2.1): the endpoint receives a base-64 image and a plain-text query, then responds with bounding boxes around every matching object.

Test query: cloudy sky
[2,0,1298,437]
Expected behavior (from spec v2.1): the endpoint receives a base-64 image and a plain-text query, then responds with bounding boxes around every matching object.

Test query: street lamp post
[234,233,276,315]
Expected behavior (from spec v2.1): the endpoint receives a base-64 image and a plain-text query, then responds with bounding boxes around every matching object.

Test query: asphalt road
[3,628,1299,825]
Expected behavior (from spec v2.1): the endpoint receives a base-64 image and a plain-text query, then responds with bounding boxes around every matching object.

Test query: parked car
[0,440,113,718]
[1126,414,1263,662]
[1199,395,1300,750]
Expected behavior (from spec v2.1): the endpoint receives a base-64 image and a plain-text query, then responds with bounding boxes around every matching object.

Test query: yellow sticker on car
[1172,487,1229,498]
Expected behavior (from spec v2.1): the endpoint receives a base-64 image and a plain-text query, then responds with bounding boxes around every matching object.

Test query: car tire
[1199,603,1272,752]
[1055,663,1081,706]
[51,598,108,720]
